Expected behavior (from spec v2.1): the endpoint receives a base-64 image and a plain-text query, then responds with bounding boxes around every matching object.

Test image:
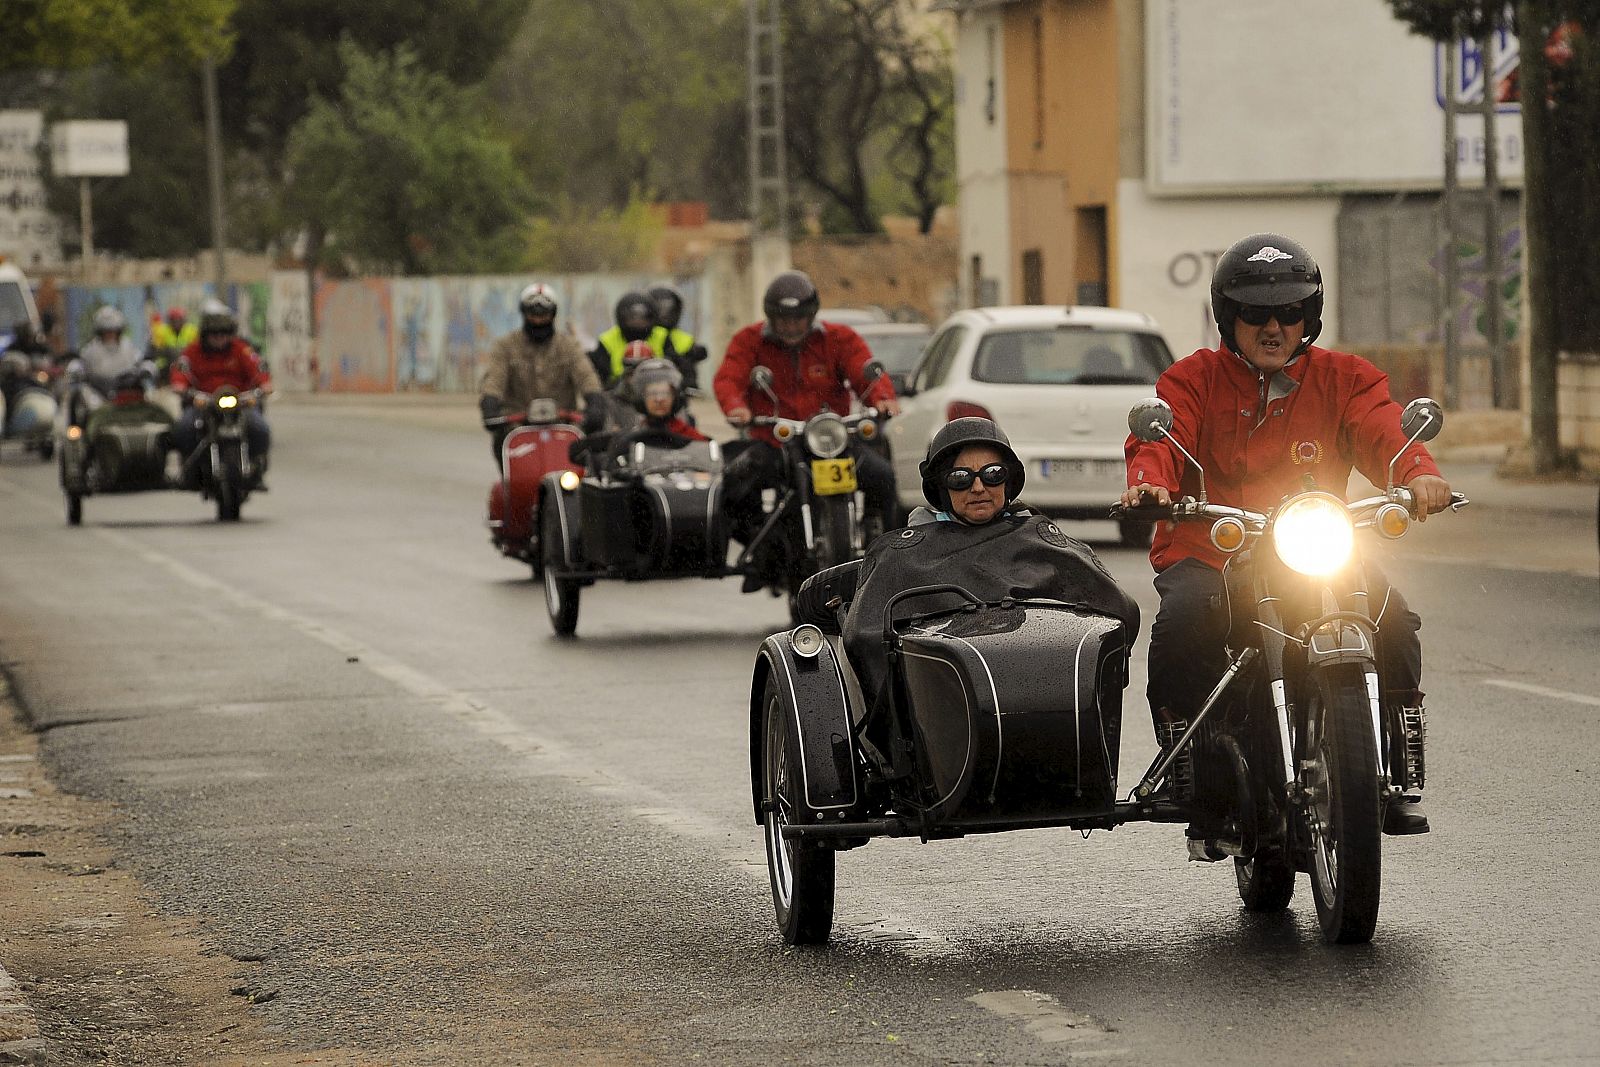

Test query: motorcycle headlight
[217,394,239,410]
[1272,493,1354,577]
[803,413,849,459]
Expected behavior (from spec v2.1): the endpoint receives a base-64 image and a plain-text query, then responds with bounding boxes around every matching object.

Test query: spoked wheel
[760,674,835,944]
[540,501,580,636]
[1301,664,1383,943]
[814,496,858,570]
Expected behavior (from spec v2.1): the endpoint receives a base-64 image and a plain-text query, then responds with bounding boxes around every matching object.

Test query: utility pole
[202,53,229,293]
[1442,43,1460,410]
[747,0,789,236]
[1479,25,1506,409]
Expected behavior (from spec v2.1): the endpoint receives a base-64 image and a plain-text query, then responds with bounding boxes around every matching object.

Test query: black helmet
[918,417,1025,511]
[629,357,685,416]
[648,286,684,330]
[762,270,820,324]
[615,291,657,342]
[1210,233,1324,356]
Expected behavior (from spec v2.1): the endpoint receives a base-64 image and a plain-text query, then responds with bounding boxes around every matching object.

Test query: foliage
[783,0,954,235]
[488,0,748,217]
[284,40,530,275]
[1,0,235,72]
[524,194,665,273]
[1386,0,1515,39]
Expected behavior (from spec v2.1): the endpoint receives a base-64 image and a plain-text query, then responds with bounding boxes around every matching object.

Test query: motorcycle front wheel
[214,441,244,522]
[1302,663,1383,944]
[540,501,580,636]
[760,673,835,945]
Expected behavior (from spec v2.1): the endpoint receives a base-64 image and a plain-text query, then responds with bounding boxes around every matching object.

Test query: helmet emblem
[1290,439,1324,465]
[1248,246,1293,264]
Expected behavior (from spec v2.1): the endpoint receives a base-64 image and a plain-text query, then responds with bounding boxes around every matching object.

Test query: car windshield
[862,332,930,374]
[970,328,1173,385]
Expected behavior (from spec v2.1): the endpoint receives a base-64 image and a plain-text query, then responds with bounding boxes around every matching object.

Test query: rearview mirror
[750,366,774,389]
[1400,397,1443,443]
[863,360,886,382]
[1128,398,1173,443]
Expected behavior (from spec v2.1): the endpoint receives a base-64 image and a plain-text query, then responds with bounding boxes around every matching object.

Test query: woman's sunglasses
[1237,303,1306,327]
[943,463,1009,491]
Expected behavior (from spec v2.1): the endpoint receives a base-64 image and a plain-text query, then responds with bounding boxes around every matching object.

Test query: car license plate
[1039,458,1121,479]
[811,458,857,495]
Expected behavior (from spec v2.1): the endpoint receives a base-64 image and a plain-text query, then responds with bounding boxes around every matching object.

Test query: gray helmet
[629,357,685,416]
[918,417,1025,511]
[1210,233,1324,356]
[92,306,126,334]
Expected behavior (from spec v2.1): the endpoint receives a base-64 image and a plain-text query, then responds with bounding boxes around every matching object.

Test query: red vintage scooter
[485,399,584,577]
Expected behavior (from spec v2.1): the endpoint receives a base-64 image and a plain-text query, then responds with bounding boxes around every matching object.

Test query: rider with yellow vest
[649,285,708,390]
[588,291,663,386]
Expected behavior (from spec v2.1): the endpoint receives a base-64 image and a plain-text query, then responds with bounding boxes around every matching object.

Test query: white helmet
[92,306,126,333]
[519,283,558,316]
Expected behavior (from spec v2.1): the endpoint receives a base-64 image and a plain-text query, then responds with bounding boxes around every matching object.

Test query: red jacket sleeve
[1339,359,1440,488]
[1124,353,1206,490]
[713,326,758,414]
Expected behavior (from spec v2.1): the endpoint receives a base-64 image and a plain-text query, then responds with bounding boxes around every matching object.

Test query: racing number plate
[811,458,857,496]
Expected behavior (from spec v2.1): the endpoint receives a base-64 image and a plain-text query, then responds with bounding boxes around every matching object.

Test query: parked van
[0,262,43,350]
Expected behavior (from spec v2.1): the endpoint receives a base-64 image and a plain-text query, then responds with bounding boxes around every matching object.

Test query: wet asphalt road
[0,398,1597,1065]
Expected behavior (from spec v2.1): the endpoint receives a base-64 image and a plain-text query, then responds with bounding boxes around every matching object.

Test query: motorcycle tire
[760,672,835,945]
[215,442,244,522]
[813,494,858,569]
[1219,734,1295,912]
[540,501,580,636]
[65,491,82,527]
[1302,663,1383,944]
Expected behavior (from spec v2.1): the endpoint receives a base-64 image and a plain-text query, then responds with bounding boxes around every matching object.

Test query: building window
[1022,249,1044,305]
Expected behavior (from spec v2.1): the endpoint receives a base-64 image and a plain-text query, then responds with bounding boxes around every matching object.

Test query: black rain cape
[842,507,1142,700]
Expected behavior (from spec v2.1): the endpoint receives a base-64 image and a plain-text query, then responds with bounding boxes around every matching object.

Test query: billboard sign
[50,120,130,177]
[1146,0,1523,194]
[0,110,63,269]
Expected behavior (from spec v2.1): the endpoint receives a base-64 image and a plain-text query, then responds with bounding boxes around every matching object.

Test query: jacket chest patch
[1290,439,1324,465]
[805,362,830,382]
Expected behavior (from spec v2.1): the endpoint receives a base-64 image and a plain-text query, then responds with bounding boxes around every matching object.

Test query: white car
[886,305,1176,545]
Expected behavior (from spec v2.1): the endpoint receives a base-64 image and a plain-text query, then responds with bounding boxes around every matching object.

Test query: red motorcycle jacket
[171,338,272,395]
[654,415,708,441]
[713,321,896,447]
[1124,344,1442,573]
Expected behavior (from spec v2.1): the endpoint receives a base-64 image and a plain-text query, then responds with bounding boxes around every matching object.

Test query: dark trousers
[1146,557,1423,734]
[172,408,271,461]
[722,441,900,546]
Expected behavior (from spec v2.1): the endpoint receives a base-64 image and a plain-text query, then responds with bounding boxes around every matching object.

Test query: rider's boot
[1383,697,1430,835]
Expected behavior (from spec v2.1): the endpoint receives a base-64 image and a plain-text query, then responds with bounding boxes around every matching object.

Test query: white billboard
[50,120,130,177]
[1146,0,1522,194]
[0,110,63,269]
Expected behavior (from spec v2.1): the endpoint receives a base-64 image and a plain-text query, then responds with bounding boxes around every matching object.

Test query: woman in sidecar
[747,417,1141,943]
[539,359,727,634]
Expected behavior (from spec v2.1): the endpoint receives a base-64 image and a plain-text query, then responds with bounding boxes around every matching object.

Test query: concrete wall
[1558,359,1600,457]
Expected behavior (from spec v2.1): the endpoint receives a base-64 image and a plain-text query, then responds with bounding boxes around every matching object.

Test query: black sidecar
[748,560,1138,944]
[539,430,732,635]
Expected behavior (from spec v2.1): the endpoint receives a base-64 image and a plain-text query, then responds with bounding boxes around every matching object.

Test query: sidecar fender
[539,471,582,569]
[749,633,860,824]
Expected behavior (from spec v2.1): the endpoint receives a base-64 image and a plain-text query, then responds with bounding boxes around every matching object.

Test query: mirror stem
[1157,426,1207,502]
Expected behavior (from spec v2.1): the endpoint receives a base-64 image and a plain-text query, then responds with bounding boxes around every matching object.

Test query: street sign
[50,120,130,178]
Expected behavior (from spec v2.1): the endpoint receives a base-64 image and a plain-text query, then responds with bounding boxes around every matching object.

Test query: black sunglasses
[943,463,1009,492]
[1237,303,1306,327]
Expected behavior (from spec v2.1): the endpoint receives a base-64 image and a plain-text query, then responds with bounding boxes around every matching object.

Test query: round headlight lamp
[791,623,825,658]
[1374,502,1411,540]
[856,418,877,440]
[558,469,581,492]
[803,413,849,459]
[1272,493,1355,577]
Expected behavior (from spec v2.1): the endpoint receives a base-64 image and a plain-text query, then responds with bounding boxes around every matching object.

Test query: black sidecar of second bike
[748,563,1139,944]
[538,429,732,635]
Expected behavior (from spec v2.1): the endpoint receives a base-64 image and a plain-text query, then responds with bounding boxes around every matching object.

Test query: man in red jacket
[169,300,272,485]
[1121,233,1451,835]
[714,271,901,591]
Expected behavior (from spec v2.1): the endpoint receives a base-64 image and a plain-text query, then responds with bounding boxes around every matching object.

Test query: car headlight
[803,413,849,459]
[1272,493,1354,577]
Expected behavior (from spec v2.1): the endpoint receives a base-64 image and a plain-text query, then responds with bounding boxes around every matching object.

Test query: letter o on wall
[1168,252,1203,288]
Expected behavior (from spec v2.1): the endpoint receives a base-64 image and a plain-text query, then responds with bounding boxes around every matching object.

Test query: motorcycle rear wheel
[1303,664,1383,944]
[540,501,580,636]
[761,674,835,945]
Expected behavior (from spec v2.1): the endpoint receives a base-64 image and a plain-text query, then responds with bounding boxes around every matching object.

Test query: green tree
[2,0,234,72]
[284,40,531,275]
[783,0,954,235]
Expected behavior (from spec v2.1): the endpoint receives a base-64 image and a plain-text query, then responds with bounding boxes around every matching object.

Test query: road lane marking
[1486,679,1600,708]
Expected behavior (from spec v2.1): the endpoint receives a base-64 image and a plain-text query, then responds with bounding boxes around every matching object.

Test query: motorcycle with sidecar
[0,349,59,462]
[59,367,263,524]
[749,396,1463,946]
[485,399,584,576]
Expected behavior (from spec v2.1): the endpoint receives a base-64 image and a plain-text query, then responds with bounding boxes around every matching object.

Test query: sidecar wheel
[541,502,580,636]
[1303,665,1383,944]
[1235,852,1295,912]
[760,675,835,944]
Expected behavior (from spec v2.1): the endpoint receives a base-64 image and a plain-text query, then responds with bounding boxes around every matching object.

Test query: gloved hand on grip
[580,392,609,435]
[479,395,503,429]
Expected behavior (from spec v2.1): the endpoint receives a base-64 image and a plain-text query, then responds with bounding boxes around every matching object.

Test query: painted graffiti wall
[63,281,269,355]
